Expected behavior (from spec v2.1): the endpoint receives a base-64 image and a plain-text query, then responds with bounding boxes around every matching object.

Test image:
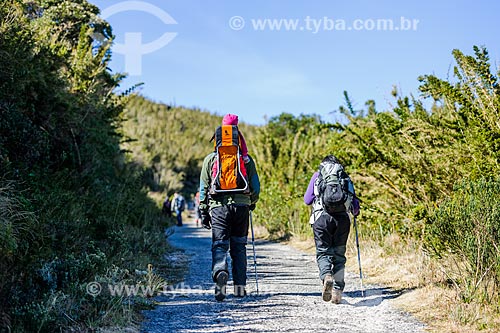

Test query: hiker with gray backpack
[199,114,260,301]
[304,155,360,304]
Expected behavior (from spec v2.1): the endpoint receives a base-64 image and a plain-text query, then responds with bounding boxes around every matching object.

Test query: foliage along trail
[141,218,424,332]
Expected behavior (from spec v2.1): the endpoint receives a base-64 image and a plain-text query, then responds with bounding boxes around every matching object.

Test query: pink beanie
[222,114,238,125]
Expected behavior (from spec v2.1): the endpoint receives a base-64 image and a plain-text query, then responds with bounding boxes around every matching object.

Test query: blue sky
[89,0,500,125]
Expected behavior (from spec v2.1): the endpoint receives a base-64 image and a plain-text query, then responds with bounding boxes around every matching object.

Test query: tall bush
[425,179,500,303]
[0,1,169,331]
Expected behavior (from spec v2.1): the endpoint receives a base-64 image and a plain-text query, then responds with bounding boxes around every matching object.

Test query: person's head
[222,114,238,126]
[321,155,340,165]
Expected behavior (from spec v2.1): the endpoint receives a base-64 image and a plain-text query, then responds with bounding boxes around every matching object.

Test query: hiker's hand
[351,198,360,217]
[249,203,256,211]
[351,206,360,217]
[200,210,211,229]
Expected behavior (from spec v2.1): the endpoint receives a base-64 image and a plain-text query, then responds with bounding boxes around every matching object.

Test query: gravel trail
[141,218,425,333]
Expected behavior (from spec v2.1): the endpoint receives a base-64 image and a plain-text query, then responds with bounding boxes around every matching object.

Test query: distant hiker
[162,194,172,218]
[304,155,360,304]
[194,191,201,227]
[199,114,260,301]
[172,192,185,226]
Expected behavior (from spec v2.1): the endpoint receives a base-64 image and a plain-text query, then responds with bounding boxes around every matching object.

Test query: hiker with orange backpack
[199,114,260,301]
[304,155,360,304]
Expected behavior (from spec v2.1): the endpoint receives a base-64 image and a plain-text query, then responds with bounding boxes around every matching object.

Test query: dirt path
[141,218,425,332]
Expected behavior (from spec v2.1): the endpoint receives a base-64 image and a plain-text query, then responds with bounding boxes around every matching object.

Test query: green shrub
[0,1,170,331]
[424,179,500,302]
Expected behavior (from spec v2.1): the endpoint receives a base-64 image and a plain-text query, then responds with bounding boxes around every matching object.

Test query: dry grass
[393,285,500,333]
[345,233,443,289]
[284,236,315,253]
[343,233,500,333]
[252,222,271,240]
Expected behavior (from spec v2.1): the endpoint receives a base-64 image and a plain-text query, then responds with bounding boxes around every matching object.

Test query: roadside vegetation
[1,1,173,331]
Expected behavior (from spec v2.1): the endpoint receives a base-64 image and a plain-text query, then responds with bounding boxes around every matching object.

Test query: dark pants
[175,209,183,226]
[312,211,350,290]
[211,205,249,287]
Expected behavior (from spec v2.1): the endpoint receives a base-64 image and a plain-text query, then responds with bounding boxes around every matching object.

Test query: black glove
[249,203,256,211]
[200,210,211,230]
[351,198,360,217]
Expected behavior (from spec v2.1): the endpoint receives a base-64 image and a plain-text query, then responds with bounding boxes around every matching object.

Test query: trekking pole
[353,214,365,297]
[249,211,259,295]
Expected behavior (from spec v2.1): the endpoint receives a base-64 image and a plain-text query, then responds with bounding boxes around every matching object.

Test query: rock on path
[141,219,425,333]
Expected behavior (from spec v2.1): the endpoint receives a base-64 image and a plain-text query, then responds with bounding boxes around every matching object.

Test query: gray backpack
[314,161,351,215]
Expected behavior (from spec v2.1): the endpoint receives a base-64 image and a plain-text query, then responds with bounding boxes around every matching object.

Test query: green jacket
[199,152,260,211]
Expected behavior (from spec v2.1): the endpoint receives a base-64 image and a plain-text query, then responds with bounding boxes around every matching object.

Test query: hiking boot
[214,271,228,302]
[322,274,333,302]
[234,285,247,298]
[331,289,342,304]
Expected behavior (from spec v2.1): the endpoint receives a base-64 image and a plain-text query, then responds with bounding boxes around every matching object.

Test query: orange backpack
[210,125,249,194]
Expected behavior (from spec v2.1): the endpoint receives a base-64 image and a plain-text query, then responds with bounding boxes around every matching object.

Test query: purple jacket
[304,172,318,205]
